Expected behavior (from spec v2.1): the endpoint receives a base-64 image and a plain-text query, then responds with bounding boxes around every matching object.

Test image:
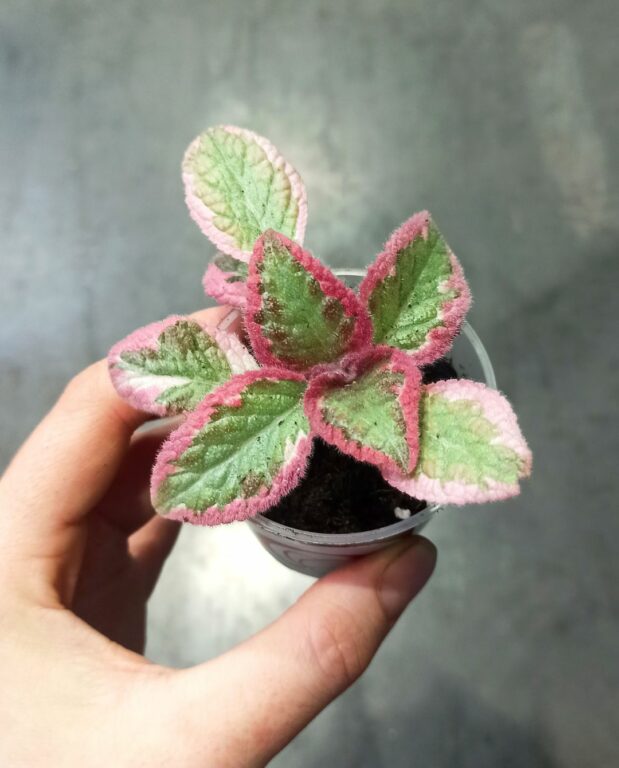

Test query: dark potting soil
[264,356,458,534]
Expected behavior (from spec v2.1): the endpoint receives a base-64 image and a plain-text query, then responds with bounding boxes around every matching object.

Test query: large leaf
[108,316,257,416]
[183,125,307,261]
[305,347,421,475]
[203,252,249,309]
[151,370,312,524]
[246,230,372,372]
[384,379,532,504]
[360,211,471,365]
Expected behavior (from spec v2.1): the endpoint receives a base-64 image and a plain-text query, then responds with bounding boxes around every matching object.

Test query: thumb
[167,535,436,767]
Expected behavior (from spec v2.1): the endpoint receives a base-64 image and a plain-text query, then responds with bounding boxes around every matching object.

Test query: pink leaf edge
[360,211,472,366]
[108,315,256,416]
[246,230,373,371]
[151,369,313,525]
[304,347,421,476]
[182,125,308,262]
[203,262,248,309]
[385,379,533,505]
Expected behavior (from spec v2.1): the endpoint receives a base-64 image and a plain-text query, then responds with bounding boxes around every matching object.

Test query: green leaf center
[257,237,355,369]
[371,223,456,349]
[157,378,308,512]
[417,393,525,487]
[118,321,231,412]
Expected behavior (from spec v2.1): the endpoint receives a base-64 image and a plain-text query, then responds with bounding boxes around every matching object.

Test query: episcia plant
[108,125,532,526]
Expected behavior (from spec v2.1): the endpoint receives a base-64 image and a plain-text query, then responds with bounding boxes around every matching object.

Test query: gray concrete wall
[1,1,618,765]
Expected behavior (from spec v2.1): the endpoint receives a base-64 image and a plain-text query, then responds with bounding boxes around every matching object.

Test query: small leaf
[151,370,312,524]
[360,211,471,365]
[183,125,308,261]
[305,347,421,475]
[384,379,532,504]
[203,254,248,309]
[213,252,249,280]
[246,230,372,372]
[108,316,257,416]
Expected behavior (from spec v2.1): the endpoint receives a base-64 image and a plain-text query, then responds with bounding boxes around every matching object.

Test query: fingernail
[217,309,241,331]
[379,536,437,620]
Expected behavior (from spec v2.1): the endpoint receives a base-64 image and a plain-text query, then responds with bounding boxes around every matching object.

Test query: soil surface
[264,356,458,534]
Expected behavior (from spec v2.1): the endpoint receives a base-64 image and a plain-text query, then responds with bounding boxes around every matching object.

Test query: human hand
[0,306,436,768]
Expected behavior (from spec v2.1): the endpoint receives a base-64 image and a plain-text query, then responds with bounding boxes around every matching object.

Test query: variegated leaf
[385,379,532,504]
[305,347,422,475]
[360,211,471,365]
[108,316,257,416]
[246,230,372,372]
[203,253,249,308]
[151,370,312,524]
[183,125,307,261]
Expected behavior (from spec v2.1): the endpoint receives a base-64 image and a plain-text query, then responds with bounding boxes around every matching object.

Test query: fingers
[129,516,181,599]
[93,306,242,535]
[0,306,234,602]
[0,360,148,600]
[169,536,436,766]
[93,419,179,534]
[191,306,242,334]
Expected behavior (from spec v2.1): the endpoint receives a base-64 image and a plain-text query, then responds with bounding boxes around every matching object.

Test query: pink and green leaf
[203,253,249,308]
[384,379,532,504]
[108,316,257,416]
[360,211,471,365]
[151,370,312,525]
[305,347,421,475]
[246,230,372,372]
[183,125,308,262]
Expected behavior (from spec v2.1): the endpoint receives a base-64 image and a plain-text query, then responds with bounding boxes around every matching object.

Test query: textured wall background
[1,1,618,765]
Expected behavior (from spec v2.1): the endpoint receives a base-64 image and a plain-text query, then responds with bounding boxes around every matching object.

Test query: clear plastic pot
[246,269,496,577]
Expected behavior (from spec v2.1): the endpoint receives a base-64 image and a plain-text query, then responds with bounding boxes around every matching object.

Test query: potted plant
[108,125,531,576]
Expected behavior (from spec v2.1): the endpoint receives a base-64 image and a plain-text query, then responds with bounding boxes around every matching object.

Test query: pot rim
[247,268,496,547]
[247,504,441,547]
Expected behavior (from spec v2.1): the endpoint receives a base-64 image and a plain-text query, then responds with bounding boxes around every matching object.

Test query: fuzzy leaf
[183,125,308,261]
[203,253,249,309]
[213,252,249,279]
[305,348,421,475]
[246,230,372,372]
[360,211,471,365]
[151,371,312,524]
[385,379,532,504]
[108,316,257,416]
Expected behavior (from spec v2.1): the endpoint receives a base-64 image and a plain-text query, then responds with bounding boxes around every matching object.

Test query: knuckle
[60,364,99,404]
[306,604,370,692]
